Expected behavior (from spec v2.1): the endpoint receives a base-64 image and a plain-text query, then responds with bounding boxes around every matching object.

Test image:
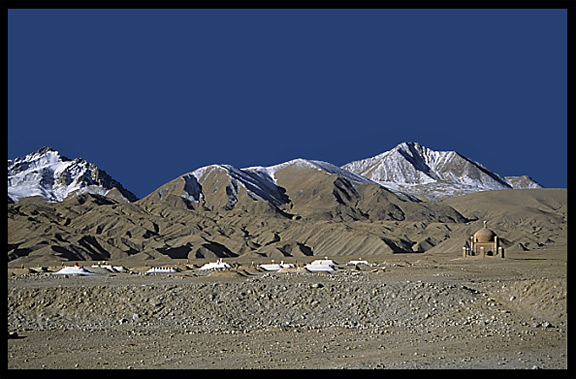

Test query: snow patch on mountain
[8,147,137,203]
[504,175,543,190]
[247,158,378,186]
[179,164,290,207]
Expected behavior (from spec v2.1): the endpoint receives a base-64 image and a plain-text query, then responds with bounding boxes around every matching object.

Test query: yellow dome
[474,226,496,242]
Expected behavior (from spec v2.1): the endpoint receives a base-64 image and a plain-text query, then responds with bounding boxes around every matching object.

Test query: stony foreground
[8,250,567,369]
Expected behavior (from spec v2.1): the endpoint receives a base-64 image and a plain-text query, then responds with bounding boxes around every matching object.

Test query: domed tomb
[463,221,504,258]
[473,225,496,243]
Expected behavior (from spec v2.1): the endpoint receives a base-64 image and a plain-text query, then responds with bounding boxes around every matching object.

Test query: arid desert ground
[7,187,568,370]
[8,247,567,369]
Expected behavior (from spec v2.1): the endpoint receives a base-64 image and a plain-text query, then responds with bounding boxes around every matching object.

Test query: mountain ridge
[8,142,542,204]
[7,144,564,265]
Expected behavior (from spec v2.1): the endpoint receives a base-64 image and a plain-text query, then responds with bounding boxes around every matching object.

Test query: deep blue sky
[8,9,568,198]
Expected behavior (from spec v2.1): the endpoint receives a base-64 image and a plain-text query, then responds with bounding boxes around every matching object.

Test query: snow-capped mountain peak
[343,142,541,200]
[8,146,137,203]
[9,143,543,205]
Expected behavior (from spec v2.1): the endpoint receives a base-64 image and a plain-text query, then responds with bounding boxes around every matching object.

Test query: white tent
[347,259,370,266]
[305,258,336,272]
[310,259,337,266]
[198,258,232,271]
[258,261,295,271]
[145,267,179,274]
[91,264,127,272]
[305,264,334,272]
[52,266,94,275]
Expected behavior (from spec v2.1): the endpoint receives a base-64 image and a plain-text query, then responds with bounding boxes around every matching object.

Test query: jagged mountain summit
[342,142,542,200]
[8,146,137,204]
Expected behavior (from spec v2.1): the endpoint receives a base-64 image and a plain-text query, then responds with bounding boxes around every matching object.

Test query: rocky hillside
[7,187,566,265]
[7,145,562,266]
[140,158,464,223]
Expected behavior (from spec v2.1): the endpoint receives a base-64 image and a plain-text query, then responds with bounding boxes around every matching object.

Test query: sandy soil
[7,248,567,370]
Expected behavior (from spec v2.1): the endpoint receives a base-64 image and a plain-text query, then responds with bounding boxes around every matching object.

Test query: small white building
[198,258,232,271]
[52,266,94,275]
[146,267,180,274]
[258,260,295,271]
[346,258,370,266]
[91,264,126,272]
[305,257,337,272]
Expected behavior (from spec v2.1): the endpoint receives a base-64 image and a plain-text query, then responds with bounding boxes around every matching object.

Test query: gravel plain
[7,249,568,370]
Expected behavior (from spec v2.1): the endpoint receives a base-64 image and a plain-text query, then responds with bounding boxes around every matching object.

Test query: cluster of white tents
[51,257,374,276]
[257,257,372,273]
[146,260,234,273]
[140,258,372,273]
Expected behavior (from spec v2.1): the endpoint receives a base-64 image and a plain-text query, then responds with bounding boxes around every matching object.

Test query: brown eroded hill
[269,159,465,223]
[138,159,466,223]
[441,188,567,252]
[7,178,566,267]
[139,165,290,217]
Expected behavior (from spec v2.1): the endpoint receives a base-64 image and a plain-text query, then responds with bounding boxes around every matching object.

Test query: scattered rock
[7,259,567,369]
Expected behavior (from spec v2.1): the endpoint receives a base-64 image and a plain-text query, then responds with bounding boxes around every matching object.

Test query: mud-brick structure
[462,221,504,258]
